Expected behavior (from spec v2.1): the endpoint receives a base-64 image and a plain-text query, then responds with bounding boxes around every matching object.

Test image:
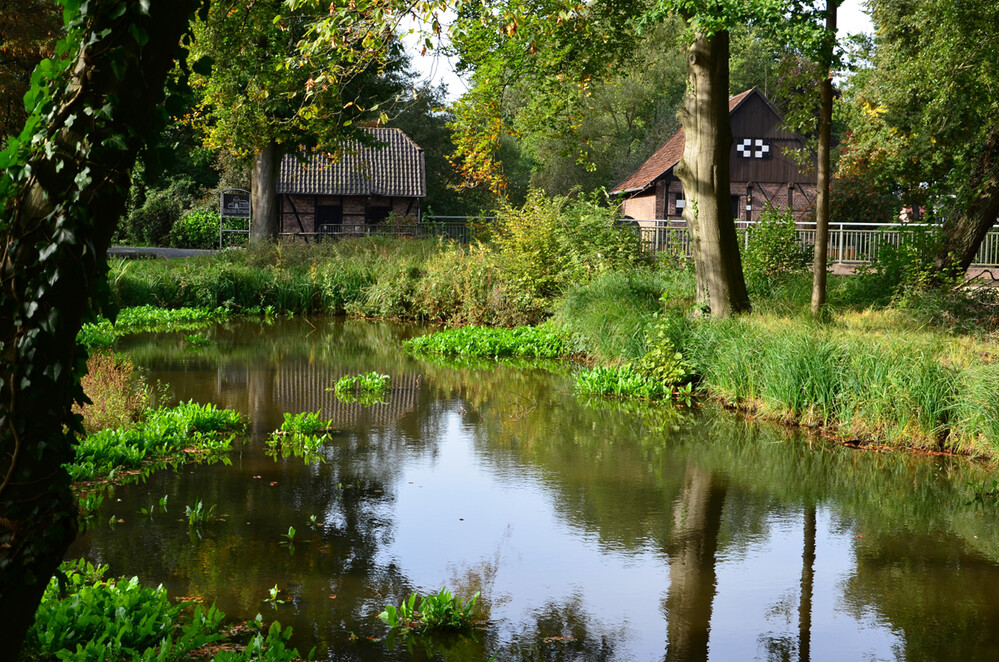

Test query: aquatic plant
[279,526,297,547]
[77,305,229,349]
[332,372,391,405]
[140,494,169,519]
[266,410,334,463]
[264,585,287,609]
[24,560,309,661]
[67,402,243,484]
[279,410,333,434]
[574,364,675,401]
[404,323,569,359]
[185,501,217,531]
[378,588,480,633]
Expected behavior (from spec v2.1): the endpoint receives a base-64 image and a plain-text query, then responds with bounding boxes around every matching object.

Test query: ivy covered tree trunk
[0,1,198,655]
[675,30,751,316]
[933,123,999,277]
[250,140,282,244]
[811,2,836,318]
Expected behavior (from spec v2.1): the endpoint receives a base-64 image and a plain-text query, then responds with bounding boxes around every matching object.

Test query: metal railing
[630,220,999,268]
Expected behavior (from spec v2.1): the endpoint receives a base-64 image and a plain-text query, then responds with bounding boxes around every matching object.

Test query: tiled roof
[611,89,755,194]
[277,128,426,198]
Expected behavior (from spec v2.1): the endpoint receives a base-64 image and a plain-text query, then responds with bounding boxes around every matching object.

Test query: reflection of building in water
[272,364,423,427]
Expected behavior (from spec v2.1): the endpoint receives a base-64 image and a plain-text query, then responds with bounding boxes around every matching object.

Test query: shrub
[742,204,812,288]
[170,208,219,249]
[493,190,647,303]
[74,352,155,433]
[843,224,955,306]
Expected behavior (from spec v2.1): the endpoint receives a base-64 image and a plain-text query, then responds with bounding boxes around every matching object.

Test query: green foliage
[404,323,569,360]
[829,146,900,226]
[493,191,647,304]
[844,0,999,213]
[67,402,244,483]
[416,243,535,326]
[77,305,229,349]
[25,561,309,661]
[742,204,812,289]
[169,208,219,250]
[554,269,681,362]
[279,411,333,435]
[843,224,955,306]
[573,364,674,401]
[332,372,391,405]
[378,588,480,633]
[118,184,184,247]
[24,559,225,661]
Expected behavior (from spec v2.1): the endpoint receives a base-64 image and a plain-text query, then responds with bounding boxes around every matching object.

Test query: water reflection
[67,319,999,661]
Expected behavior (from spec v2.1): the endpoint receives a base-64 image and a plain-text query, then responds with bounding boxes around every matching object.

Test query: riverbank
[105,238,999,460]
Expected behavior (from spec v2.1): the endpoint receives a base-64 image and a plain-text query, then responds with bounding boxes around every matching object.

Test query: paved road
[108,246,217,259]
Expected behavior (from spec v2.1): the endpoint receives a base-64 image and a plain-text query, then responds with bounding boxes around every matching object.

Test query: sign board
[221,190,251,219]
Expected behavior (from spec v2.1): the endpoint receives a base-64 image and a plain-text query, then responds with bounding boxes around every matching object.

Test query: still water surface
[70,319,999,661]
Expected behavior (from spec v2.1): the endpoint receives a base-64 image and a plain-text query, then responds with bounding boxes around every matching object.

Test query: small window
[674,191,686,214]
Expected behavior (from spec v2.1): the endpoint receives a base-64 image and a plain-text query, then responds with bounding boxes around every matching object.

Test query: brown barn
[612,88,816,224]
[277,128,426,237]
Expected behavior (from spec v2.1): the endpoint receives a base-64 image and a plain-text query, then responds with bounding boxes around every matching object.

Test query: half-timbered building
[611,88,816,223]
[277,128,426,238]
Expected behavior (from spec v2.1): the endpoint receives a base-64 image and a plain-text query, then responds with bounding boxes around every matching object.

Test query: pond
[70,318,999,661]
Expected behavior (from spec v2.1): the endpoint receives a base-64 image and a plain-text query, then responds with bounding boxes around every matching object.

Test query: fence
[277,217,495,245]
[632,220,999,268]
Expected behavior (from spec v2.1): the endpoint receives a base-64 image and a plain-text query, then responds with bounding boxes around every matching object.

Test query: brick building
[277,128,426,237]
[611,88,816,224]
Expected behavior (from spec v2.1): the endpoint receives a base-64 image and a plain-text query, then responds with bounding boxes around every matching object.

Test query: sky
[403,0,875,102]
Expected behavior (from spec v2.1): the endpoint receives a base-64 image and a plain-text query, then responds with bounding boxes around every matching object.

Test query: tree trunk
[811,2,837,318]
[250,140,282,244]
[664,466,727,661]
[934,123,999,277]
[675,30,751,317]
[0,2,198,656]
[798,505,816,661]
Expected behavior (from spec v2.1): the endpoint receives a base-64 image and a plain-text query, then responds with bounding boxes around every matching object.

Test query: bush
[742,204,812,288]
[74,352,155,433]
[170,208,219,249]
[842,224,955,307]
[493,190,647,303]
